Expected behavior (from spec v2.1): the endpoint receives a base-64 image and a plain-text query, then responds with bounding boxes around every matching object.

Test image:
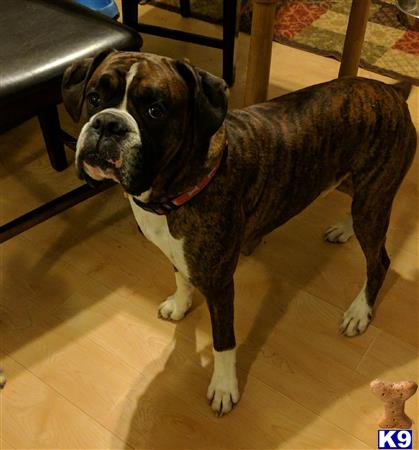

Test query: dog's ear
[62,49,115,122]
[174,59,229,140]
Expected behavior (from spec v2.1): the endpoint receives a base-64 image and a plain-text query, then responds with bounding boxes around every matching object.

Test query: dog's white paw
[207,349,239,416]
[158,294,191,321]
[207,373,239,416]
[325,216,354,243]
[340,287,372,337]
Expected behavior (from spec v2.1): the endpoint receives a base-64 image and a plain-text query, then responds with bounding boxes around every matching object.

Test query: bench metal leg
[0,181,115,243]
[222,0,238,86]
[180,0,191,17]
[38,105,68,172]
[122,0,139,27]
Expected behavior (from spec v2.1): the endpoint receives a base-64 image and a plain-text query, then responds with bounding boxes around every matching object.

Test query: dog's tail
[392,81,412,101]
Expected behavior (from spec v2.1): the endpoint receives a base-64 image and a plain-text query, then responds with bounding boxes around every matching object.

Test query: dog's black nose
[92,113,127,137]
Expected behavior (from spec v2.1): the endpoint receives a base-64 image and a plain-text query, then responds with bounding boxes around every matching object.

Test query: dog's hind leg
[340,175,397,337]
[341,117,416,336]
[324,176,355,244]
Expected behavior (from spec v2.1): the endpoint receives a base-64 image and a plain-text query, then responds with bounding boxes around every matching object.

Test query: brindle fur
[62,53,416,355]
[167,78,416,351]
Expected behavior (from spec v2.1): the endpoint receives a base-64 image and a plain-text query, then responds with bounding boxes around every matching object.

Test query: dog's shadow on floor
[117,270,298,449]
[117,208,417,449]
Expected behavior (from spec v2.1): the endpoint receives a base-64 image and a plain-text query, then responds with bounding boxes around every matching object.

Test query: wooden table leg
[244,0,277,105]
[338,0,371,78]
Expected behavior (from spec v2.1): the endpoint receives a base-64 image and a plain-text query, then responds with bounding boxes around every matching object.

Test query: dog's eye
[87,93,101,108]
[147,104,165,120]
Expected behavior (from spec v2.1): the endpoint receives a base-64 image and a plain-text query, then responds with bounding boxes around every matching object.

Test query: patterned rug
[150,0,419,85]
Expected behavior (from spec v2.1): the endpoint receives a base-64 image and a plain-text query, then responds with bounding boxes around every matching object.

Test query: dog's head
[62,50,229,196]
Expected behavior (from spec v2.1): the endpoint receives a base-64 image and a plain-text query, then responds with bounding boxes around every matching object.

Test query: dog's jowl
[62,50,417,415]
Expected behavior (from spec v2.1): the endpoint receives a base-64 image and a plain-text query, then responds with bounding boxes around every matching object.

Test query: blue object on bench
[73,0,119,18]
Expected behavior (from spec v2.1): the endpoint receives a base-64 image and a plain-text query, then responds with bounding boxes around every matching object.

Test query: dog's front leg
[158,267,194,321]
[204,280,239,416]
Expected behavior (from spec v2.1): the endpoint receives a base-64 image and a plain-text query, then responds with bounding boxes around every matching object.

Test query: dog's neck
[143,124,227,205]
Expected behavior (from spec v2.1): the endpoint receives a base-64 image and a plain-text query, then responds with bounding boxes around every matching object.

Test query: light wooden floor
[1,4,418,449]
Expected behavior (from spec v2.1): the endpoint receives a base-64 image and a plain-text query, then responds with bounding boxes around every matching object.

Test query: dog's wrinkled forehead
[88,52,188,104]
[86,51,139,90]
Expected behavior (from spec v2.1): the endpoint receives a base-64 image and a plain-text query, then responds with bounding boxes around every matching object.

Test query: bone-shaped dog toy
[370,379,418,429]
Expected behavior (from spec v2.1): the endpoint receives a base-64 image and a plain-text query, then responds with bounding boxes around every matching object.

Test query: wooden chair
[121,0,239,85]
[245,0,372,105]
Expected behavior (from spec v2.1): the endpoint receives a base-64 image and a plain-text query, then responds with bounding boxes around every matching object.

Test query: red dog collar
[133,144,226,215]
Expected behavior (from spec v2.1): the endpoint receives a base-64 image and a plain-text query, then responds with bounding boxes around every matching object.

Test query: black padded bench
[0,0,141,243]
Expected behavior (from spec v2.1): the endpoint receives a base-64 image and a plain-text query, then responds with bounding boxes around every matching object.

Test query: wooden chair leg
[121,0,139,27]
[244,0,277,105]
[180,0,191,18]
[222,0,239,86]
[38,105,68,172]
[339,0,371,77]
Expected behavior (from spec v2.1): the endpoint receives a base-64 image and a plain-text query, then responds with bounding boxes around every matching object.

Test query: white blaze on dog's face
[62,50,229,197]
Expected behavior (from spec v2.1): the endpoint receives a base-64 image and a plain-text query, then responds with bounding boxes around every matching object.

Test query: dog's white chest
[128,197,189,276]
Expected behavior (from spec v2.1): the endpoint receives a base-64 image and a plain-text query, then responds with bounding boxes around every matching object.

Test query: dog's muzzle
[75,108,141,185]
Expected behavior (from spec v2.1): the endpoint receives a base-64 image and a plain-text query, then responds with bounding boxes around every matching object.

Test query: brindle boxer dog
[61,50,416,415]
